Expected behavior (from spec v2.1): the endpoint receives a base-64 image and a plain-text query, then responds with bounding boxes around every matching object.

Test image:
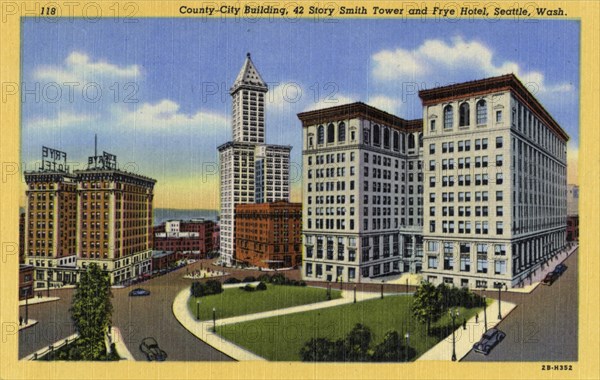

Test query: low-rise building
[235,201,302,269]
[153,219,215,256]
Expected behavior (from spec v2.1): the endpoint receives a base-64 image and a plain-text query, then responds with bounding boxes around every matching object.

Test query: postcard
[0,1,598,379]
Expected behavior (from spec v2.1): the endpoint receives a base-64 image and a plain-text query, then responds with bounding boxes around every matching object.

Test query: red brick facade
[235,201,302,269]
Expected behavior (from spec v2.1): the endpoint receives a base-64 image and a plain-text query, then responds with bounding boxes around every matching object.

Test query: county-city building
[299,74,569,289]
[298,103,424,283]
[419,74,569,289]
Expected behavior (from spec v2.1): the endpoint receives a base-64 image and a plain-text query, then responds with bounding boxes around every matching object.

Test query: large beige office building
[419,74,569,289]
[299,103,423,283]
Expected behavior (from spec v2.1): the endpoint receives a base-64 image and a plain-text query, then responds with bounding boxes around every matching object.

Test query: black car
[473,328,506,355]
[542,271,559,285]
[554,263,568,275]
[139,337,167,361]
[129,288,151,297]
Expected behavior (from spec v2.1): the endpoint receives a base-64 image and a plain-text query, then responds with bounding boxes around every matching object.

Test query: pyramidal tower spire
[230,52,268,94]
[230,53,268,143]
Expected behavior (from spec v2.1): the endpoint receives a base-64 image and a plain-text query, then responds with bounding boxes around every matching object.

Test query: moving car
[139,337,167,361]
[129,288,151,297]
[554,263,568,275]
[473,328,506,355]
[542,271,559,285]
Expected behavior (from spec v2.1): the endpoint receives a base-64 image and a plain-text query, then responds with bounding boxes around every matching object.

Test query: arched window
[363,127,370,144]
[418,133,423,148]
[338,122,346,142]
[459,102,470,126]
[317,125,324,144]
[383,127,390,149]
[476,100,487,125]
[393,131,399,151]
[373,125,380,146]
[408,133,415,149]
[327,123,335,143]
[444,105,453,129]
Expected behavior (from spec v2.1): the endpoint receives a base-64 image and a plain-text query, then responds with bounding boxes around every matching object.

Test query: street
[20,251,578,362]
[19,259,279,361]
[463,249,578,361]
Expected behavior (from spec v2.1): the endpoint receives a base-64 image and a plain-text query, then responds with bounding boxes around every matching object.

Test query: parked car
[554,263,568,275]
[129,288,151,297]
[139,337,167,361]
[473,328,506,355]
[542,271,559,285]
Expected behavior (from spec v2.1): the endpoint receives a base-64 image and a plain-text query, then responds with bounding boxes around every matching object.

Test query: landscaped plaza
[215,293,484,361]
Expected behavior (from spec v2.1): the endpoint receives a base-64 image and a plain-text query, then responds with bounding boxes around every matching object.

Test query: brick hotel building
[300,74,569,288]
[23,147,156,287]
[235,201,302,269]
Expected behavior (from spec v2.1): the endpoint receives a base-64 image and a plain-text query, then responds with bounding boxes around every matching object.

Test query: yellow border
[1,1,598,379]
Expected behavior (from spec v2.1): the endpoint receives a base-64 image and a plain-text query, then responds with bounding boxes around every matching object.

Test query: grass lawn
[187,284,342,321]
[217,295,484,361]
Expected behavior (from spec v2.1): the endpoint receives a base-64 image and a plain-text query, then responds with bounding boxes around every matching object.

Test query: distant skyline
[21,18,579,209]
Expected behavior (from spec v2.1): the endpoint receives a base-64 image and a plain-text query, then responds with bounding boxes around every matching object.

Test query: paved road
[463,249,578,361]
[19,259,289,361]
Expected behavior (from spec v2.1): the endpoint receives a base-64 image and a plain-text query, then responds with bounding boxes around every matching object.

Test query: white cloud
[367,95,402,115]
[372,36,574,96]
[115,99,228,132]
[34,51,141,83]
[27,111,98,129]
[303,93,356,112]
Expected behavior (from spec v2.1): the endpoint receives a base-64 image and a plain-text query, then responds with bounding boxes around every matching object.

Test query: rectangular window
[496,110,503,123]
[428,256,438,269]
[495,260,506,275]
[460,256,470,272]
[430,119,436,131]
[496,221,504,235]
[496,136,503,148]
[429,143,435,154]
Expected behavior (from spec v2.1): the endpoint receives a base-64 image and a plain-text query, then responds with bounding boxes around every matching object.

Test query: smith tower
[218,54,291,266]
[231,53,268,144]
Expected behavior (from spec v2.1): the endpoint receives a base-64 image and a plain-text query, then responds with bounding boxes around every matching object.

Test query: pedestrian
[475,313,479,323]
[19,316,23,326]
[463,317,466,330]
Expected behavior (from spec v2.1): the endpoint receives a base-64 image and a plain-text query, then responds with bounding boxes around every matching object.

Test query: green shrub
[256,282,267,291]
[224,277,241,284]
[243,276,257,283]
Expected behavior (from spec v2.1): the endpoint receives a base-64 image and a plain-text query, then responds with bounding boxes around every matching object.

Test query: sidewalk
[18,319,38,331]
[418,299,517,361]
[507,243,578,293]
[19,296,60,306]
[109,327,135,360]
[172,287,382,361]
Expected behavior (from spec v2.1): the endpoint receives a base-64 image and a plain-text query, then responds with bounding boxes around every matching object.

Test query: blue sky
[21,18,580,209]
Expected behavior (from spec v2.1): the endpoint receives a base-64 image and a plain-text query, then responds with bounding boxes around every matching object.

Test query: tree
[344,323,372,362]
[372,330,404,362]
[299,337,346,362]
[69,263,113,360]
[412,280,443,335]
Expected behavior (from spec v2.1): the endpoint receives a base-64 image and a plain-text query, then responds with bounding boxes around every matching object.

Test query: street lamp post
[405,331,410,362]
[25,291,29,324]
[483,296,488,330]
[340,276,343,291]
[497,283,507,319]
[406,278,409,295]
[327,281,331,300]
[46,271,51,298]
[449,308,459,361]
[212,308,216,332]
[353,284,357,303]
[196,300,200,320]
